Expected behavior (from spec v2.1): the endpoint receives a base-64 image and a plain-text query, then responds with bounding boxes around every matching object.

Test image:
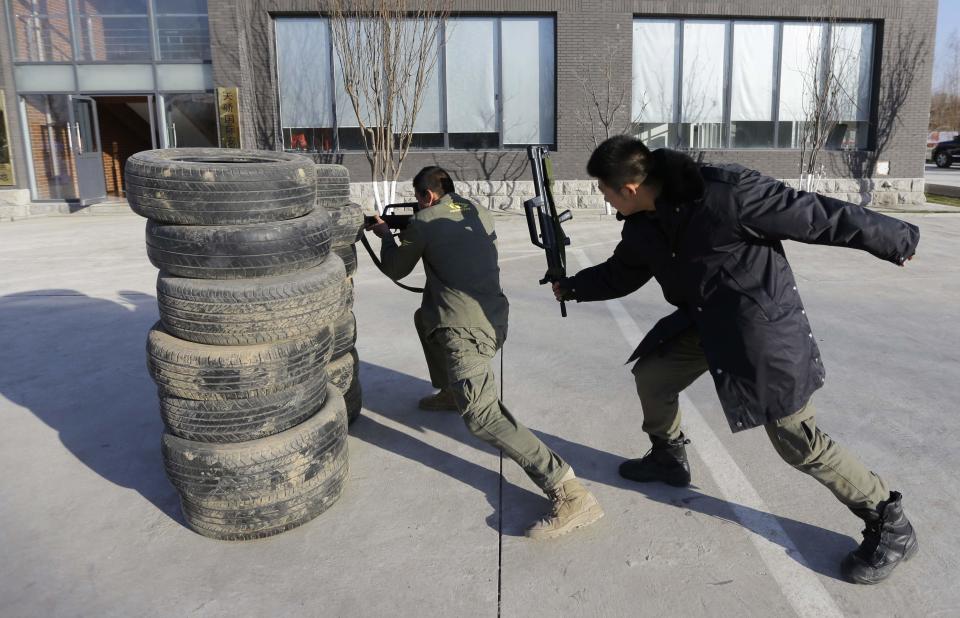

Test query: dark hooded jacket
[565,149,919,432]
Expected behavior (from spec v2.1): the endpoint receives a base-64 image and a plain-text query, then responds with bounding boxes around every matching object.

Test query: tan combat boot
[418,389,458,411]
[526,470,604,540]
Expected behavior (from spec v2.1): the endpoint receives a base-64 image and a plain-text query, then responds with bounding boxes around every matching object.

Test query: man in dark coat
[554,135,919,584]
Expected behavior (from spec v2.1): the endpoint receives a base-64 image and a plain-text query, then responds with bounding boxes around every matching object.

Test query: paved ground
[924,162,960,188]
[1,211,958,617]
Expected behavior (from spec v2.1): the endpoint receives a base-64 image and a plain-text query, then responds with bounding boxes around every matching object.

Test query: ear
[620,183,641,197]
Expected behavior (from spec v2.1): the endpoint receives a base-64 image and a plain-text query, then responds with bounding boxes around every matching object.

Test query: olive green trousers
[631,327,890,511]
[415,309,569,491]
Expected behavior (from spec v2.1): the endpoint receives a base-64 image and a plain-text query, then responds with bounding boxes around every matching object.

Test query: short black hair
[412,166,455,198]
[586,135,654,189]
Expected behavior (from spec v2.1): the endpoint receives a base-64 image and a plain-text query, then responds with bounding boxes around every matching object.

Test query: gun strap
[359,232,425,294]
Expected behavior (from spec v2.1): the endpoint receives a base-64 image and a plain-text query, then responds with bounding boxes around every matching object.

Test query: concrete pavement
[1,211,958,617]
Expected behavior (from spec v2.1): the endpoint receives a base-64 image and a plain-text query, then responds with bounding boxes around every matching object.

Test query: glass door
[69,95,106,204]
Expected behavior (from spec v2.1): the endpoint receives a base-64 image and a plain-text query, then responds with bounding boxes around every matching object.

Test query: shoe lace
[545,487,568,517]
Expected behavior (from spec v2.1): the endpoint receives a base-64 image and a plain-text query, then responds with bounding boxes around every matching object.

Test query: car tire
[126,148,316,224]
[163,386,348,540]
[157,254,347,345]
[145,208,332,279]
[331,310,357,360]
[324,201,364,248]
[334,244,358,278]
[935,152,952,168]
[146,322,332,400]
[159,374,329,443]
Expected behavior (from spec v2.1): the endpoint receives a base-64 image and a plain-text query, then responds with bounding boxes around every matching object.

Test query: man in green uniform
[367,166,603,539]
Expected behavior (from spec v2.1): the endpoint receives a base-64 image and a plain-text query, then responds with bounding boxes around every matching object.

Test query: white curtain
[501,17,555,144]
[779,23,824,122]
[632,20,676,123]
[393,21,443,133]
[332,18,379,128]
[730,22,775,121]
[832,23,874,122]
[275,18,334,128]
[445,18,497,134]
[681,21,726,123]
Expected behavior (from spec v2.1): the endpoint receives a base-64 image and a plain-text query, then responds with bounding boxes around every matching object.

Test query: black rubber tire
[334,244,358,277]
[147,322,332,400]
[126,148,316,224]
[159,374,329,443]
[314,165,351,206]
[145,208,331,279]
[157,254,347,345]
[935,152,952,168]
[345,378,362,425]
[163,386,348,540]
[327,348,358,393]
[331,310,357,360]
[324,202,364,248]
[342,277,354,310]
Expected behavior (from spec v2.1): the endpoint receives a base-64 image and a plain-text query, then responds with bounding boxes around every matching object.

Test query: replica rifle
[524,145,572,317]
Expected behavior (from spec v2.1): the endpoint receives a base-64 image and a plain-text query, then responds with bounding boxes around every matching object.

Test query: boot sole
[845,537,919,585]
[526,504,605,540]
[618,471,691,487]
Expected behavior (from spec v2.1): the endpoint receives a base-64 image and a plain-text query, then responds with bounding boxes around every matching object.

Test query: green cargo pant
[631,327,890,511]
[415,309,569,491]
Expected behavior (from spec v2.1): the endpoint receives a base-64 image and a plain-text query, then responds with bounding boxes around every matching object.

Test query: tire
[157,254,347,345]
[331,310,357,360]
[345,378,362,425]
[326,348,361,424]
[145,209,332,279]
[334,244,358,277]
[163,386,348,540]
[935,152,952,168]
[147,322,332,400]
[324,202,364,248]
[126,148,316,224]
[342,277,354,310]
[159,374,329,443]
[327,348,358,393]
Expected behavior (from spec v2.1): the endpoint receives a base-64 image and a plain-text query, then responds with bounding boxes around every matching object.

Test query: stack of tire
[127,148,350,541]
[314,165,364,427]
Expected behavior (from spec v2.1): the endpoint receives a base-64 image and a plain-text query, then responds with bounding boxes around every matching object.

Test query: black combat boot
[618,434,691,487]
[842,491,918,585]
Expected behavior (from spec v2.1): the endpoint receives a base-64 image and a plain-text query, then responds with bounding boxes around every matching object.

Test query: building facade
[0,0,939,216]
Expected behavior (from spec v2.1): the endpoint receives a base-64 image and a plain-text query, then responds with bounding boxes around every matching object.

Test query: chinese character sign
[217,87,242,149]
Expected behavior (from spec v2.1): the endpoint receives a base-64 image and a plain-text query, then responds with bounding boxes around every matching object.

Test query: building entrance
[93,96,156,199]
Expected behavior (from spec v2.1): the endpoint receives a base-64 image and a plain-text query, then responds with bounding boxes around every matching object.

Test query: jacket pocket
[720,263,781,321]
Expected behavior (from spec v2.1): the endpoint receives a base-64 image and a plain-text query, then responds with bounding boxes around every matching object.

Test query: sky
[934,0,960,88]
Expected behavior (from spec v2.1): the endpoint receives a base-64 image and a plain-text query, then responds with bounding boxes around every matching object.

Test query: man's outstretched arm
[558,240,653,302]
[734,171,920,266]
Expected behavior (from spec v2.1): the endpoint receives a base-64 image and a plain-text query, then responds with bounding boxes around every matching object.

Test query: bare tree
[793,20,852,191]
[328,0,451,211]
[930,30,960,131]
[845,24,926,178]
[573,37,637,150]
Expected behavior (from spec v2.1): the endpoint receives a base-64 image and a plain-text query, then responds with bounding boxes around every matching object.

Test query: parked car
[932,135,960,168]
[927,131,958,162]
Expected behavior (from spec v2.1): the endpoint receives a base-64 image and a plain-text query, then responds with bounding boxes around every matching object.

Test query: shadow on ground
[355,361,855,580]
[0,290,181,524]
[352,360,544,534]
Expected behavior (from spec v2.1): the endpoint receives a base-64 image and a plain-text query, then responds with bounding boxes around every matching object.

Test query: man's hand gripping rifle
[524,145,573,317]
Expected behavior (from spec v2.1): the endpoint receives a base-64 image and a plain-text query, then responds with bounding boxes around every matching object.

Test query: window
[275,16,556,152]
[632,18,875,150]
[8,0,211,63]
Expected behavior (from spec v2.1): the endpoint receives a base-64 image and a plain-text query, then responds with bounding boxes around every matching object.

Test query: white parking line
[572,248,843,618]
